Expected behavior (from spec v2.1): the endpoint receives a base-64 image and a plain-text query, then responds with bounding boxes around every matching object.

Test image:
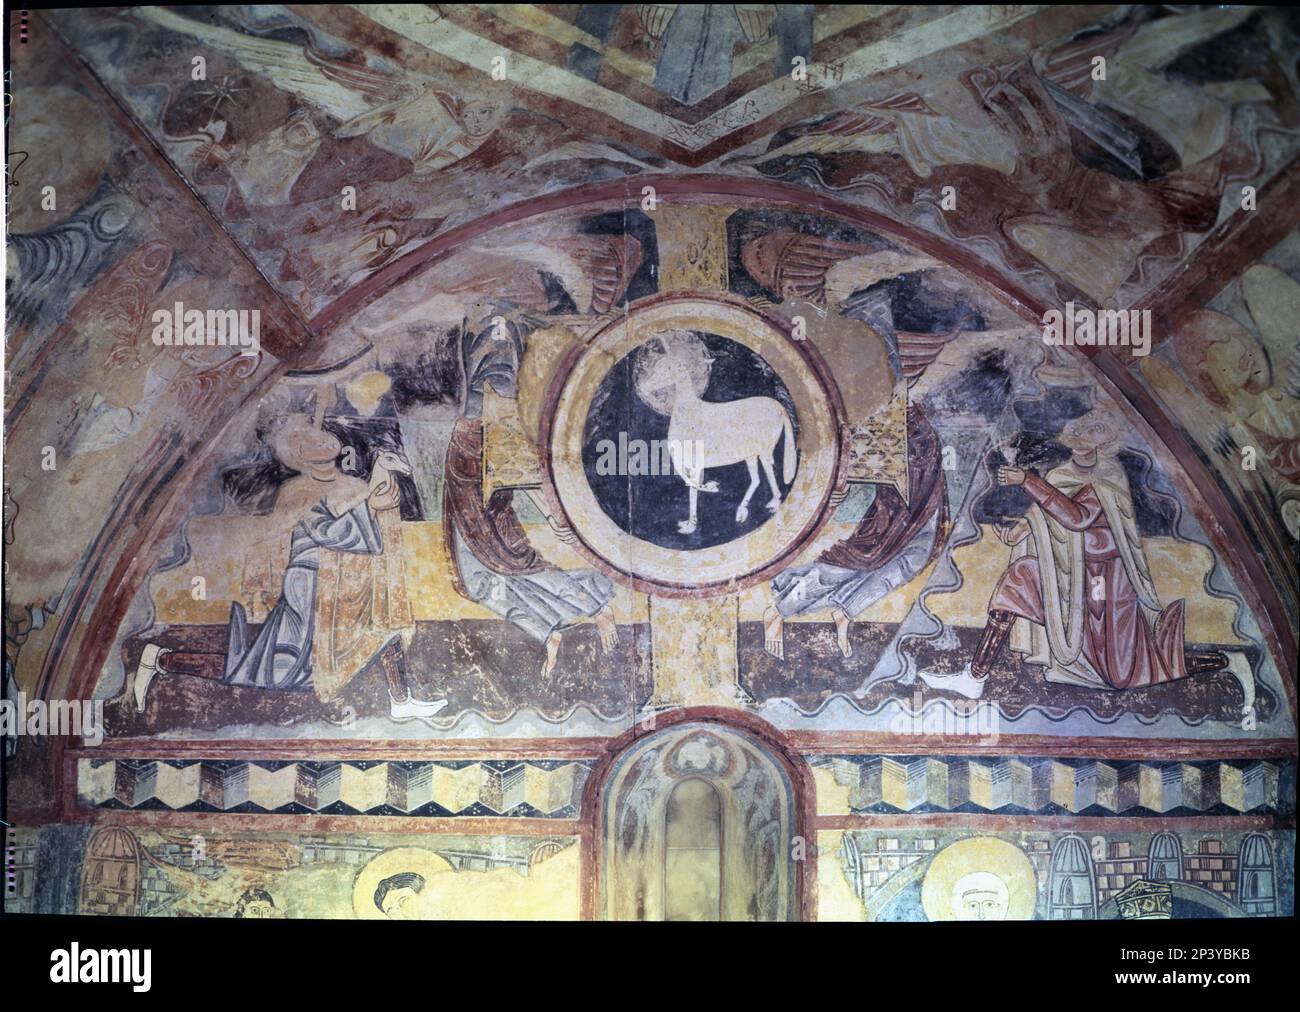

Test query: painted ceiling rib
[37,10,318,360]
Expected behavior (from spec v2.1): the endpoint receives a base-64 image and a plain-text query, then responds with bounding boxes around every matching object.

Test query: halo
[920,837,1037,921]
[351,847,454,919]
[345,370,393,416]
[632,329,711,415]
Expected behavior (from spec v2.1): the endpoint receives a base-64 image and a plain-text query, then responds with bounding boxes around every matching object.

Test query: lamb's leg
[678,463,719,494]
[760,451,782,511]
[736,457,760,524]
[678,483,699,534]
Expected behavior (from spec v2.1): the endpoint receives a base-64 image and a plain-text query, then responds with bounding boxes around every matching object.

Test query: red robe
[441,417,553,599]
[990,472,1189,689]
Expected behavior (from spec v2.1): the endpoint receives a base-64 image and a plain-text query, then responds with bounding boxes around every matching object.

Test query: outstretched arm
[997,466,1102,532]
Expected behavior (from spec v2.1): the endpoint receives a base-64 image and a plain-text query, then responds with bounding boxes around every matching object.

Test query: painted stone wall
[5,5,1297,921]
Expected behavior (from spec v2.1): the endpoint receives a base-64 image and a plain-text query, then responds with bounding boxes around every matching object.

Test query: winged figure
[137,7,505,180]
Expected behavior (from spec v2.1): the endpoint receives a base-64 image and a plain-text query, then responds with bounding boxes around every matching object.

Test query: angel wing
[823,250,943,305]
[1140,356,1238,465]
[134,7,407,123]
[522,141,658,174]
[1037,22,1137,97]
[753,92,936,161]
[1113,6,1256,75]
[896,329,958,388]
[555,235,645,315]
[466,241,593,315]
[741,231,878,303]
[759,110,896,160]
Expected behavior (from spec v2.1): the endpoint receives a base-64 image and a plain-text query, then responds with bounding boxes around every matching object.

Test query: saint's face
[949,871,1010,921]
[281,424,343,476]
[381,887,420,920]
[240,899,279,919]
[1061,416,1112,455]
[958,888,1008,921]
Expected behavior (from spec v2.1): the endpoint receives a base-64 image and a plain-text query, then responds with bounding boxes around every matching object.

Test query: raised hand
[546,514,577,544]
[368,476,401,511]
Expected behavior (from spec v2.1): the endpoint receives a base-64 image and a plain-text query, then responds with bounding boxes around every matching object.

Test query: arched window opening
[663,778,723,922]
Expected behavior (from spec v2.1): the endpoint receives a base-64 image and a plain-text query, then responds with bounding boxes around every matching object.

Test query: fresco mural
[821,827,1293,921]
[1137,236,1300,623]
[4,5,1296,924]
[13,823,580,919]
[68,198,1280,744]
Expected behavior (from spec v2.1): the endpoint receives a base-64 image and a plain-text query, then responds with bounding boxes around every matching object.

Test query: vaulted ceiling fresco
[4,5,1297,924]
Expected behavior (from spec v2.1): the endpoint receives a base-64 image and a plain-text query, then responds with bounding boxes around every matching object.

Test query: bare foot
[832,608,852,658]
[763,606,784,660]
[594,607,618,652]
[542,631,562,677]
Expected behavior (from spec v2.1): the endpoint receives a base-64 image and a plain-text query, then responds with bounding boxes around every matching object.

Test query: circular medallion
[544,295,843,597]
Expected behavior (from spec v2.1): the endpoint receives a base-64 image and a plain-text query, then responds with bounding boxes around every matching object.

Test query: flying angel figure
[136,7,506,180]
[1142,264,1300,546]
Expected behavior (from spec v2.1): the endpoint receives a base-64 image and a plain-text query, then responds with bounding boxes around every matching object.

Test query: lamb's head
[633,329,713,415]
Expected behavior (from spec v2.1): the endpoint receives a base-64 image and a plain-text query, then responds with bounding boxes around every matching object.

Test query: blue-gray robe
[771,511,938,619]
[452,530,614,644]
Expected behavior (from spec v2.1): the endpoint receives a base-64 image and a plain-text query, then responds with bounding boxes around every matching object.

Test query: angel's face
[462,101,503,138]
[283,114,322,151]
[1206,336,1269,398]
